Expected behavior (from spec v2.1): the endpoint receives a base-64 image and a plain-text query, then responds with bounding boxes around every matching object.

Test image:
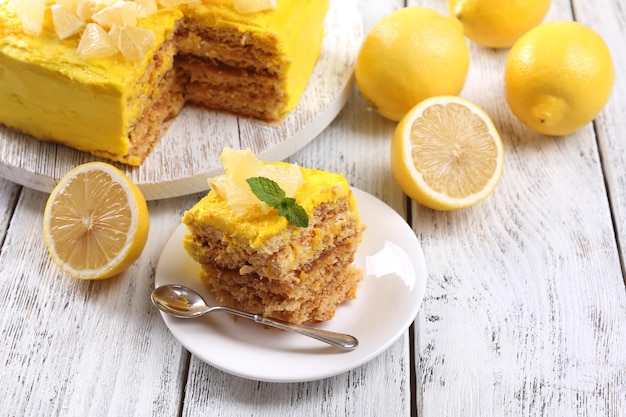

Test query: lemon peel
[355,7,469,121]
[448,0,551,48]
[504,21,614,136]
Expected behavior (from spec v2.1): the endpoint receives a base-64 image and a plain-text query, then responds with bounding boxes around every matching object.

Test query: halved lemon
[391,96,504,210]
[43,162,150,280]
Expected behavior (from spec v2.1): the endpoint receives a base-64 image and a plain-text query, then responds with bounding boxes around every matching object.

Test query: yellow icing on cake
[183,164,356,249]
[0,3,181,160]
[0,0,329,164]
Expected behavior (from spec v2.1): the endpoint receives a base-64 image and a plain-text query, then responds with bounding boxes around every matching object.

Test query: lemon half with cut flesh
[391,96,504,210]
[43,162,150,280]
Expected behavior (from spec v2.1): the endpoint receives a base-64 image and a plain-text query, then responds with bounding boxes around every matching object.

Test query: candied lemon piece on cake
[75,1,93,20]
[209,148,303,216]
[234,0,277,14]
[50,4,85,40]
[10,0,46,35]
[135,0,158,17]
[91,1,138,29]
[57,0,80,12]
[220,147,263,185]
[77,22,118,59]
[109,24,156,61]
[391,96,504,210]
[76,0,116,21]
[43,162,150,280]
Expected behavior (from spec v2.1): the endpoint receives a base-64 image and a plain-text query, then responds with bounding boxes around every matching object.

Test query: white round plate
[154,188,428,383]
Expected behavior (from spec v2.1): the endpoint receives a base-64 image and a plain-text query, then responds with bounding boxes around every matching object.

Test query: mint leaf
[246,176,285,207]
[246,177,309,227]
[278,198,309,228]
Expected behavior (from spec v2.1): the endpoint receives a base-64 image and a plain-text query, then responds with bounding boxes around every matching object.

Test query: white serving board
[0,0,362,200]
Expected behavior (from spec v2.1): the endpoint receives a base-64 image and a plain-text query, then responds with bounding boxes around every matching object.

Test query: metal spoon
[151,284,359,351]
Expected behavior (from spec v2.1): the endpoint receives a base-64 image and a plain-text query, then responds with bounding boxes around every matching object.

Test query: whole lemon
[448,0,551,48]
[504,22,614,136]
[355,7,470,121]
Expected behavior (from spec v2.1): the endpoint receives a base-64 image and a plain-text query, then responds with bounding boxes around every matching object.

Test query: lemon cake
[182,148,365,324]
[0,0,329,165]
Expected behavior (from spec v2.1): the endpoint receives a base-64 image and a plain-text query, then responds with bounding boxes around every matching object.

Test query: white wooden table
[1,0,625,415]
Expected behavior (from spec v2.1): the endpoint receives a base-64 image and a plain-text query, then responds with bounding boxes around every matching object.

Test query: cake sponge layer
[197,241,363,324]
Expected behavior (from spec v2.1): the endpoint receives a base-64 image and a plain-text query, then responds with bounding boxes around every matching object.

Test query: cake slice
[181,148,365,324]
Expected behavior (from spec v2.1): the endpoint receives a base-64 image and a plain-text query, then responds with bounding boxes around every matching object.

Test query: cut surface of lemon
[43,162,150,280]
[391,96,504,210]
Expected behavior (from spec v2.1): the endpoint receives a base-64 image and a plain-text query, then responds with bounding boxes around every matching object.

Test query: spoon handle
[219,307,358,351]
[254,315,359,351]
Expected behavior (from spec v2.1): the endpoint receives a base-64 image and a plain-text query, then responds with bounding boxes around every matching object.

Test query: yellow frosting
[0,0,329,163]
[183,165,357,249]
[0,3,181,160]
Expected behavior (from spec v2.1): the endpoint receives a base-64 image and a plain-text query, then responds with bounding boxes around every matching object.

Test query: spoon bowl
[151,284,210,318]
[151,284,359,351]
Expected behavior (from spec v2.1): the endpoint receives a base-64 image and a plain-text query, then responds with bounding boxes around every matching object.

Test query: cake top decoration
[246,176,309,227]
[208,147,304,219]
[6,0,284,61]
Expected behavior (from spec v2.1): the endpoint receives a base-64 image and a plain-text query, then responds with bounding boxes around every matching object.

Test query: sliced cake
[182,148,365,324]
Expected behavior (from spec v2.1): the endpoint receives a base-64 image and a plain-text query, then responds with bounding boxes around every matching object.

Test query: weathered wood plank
[410,0,626,415]
[0,190,197,416]
[0,177,20,245]
[573,0,626,279]
[181,338,409,417]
